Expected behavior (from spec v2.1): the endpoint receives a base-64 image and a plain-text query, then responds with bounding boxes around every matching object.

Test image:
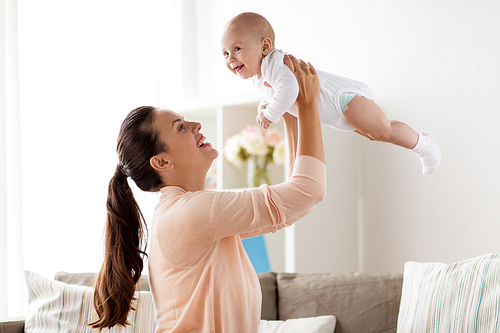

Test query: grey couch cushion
[257,272,278,320]
[0,319,24,333]
[277,272,403,333]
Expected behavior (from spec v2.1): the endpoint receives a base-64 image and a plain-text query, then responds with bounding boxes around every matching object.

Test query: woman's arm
[284,55,325,163]
[282,55,324,178]
[283,112,297,179]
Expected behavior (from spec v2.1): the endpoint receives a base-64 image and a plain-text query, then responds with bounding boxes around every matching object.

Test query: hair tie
[115,163,129,180]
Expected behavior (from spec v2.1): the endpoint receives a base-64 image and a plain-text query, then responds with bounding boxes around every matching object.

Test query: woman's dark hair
[90,106,166,330]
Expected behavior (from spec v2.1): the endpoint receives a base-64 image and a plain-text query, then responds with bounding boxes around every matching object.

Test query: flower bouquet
[223,126,285,187]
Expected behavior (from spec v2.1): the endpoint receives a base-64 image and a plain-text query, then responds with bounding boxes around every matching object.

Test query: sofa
[2,253,500,332]
[0,271,403,333]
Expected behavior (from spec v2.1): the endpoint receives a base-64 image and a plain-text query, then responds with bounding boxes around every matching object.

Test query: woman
[91,55,326,332]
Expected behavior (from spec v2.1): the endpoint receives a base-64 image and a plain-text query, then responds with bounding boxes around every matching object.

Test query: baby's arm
[261,51,300,123]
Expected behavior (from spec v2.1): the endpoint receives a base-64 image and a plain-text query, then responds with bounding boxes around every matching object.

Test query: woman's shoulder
[154,188,220,230]
[157,187,223,213]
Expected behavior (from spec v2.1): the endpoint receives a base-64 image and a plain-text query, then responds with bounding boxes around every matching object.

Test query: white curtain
[0,0,24,319]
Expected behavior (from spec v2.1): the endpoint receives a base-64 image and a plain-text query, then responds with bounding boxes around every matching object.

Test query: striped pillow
[397,254,500,332]
[25,271,156,332]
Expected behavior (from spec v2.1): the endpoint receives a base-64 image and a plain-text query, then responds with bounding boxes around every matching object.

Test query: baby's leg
[344,96,417,148]
[344,96,441,175]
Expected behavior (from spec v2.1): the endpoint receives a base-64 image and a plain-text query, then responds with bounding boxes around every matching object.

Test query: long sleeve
[257,49,299,123]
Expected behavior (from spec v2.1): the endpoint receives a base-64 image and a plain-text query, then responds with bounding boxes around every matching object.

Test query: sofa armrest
[0,317,25,333]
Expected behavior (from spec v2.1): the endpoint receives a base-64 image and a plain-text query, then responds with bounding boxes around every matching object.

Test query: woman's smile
[196,134,211,148]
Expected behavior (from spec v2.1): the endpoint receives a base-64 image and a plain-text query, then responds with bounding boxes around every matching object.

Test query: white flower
[239,126,268,157]
[223,125,285,176]
[272,139,286,166]
[223,134,244,168]
[265,128,283,147]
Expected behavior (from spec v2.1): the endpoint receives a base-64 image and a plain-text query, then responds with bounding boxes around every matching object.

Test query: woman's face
[153,109,218,178]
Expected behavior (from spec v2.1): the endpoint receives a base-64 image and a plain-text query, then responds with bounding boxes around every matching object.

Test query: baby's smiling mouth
[234,65,244,74]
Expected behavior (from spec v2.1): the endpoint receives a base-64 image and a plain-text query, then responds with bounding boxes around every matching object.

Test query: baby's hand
[256,107,272,129]
[258,102,268,114]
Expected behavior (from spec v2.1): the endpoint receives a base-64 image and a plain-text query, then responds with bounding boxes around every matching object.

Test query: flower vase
[247,155,271,188]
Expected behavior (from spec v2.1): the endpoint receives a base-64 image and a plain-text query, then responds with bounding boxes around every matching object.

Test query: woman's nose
[191,121,201,132]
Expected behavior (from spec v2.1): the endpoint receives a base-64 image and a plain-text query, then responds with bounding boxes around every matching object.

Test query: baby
[221,12,442,175]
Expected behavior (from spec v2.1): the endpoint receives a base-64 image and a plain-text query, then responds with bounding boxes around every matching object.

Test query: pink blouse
[148,155,326,332]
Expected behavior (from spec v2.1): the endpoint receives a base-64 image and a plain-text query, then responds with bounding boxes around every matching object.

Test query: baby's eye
[234,47,241,52]
[223,51,229,57]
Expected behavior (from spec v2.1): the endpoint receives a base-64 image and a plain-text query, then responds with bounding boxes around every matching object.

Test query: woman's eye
[179,123,185,131]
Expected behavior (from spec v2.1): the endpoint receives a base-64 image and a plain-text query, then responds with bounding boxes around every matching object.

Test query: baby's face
[221,25,263,80]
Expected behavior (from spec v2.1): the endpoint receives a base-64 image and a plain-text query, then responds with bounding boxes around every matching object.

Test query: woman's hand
[284,55,320,108]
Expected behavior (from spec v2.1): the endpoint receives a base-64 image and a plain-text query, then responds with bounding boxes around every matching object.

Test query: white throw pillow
[397,254,500,332]
[259,316,336,333]
[25,271,156,332]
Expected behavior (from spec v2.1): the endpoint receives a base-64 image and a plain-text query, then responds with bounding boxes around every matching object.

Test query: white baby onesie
[254,48,376,131]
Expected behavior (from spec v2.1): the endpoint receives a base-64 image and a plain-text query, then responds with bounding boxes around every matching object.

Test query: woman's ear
[261,37,273,56]
[150,155,174,171]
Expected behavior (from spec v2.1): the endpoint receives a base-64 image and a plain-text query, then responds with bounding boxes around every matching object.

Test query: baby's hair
[228,12,275,46]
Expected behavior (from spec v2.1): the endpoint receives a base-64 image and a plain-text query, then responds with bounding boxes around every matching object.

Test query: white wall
[360,0,500,273]
[18,0,167,280]
[195,0,500,273]
[14,0,500,288]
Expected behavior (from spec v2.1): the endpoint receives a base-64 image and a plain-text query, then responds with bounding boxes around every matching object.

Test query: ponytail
[90,106,165,330]
[90,165,147,329]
